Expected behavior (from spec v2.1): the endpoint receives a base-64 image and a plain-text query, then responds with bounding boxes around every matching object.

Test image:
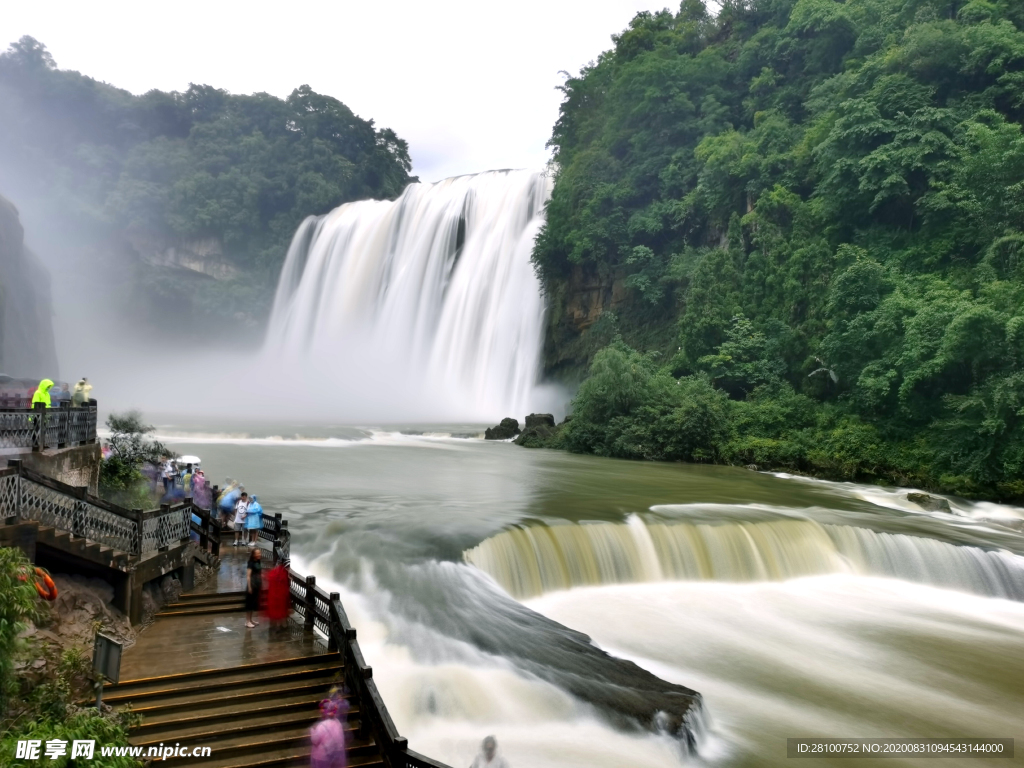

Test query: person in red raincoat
[266,556,291,633]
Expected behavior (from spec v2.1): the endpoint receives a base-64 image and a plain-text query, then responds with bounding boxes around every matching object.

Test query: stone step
[172,591,246,605]
[138,723,379,767]
[195,743,383,768]
[155,603,246,617]
[132,705,330,745]
[135,688,358,728]
[104,655,342,702]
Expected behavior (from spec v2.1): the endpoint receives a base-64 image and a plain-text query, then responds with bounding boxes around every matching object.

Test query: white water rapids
[464,515,1024,600]
[264,170,552,421]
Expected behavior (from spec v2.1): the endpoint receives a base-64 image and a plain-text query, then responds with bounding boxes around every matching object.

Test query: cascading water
[264,170,552,420]
[464,515,1024,600]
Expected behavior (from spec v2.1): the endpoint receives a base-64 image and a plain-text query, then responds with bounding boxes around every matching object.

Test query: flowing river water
[156,422,1024,768]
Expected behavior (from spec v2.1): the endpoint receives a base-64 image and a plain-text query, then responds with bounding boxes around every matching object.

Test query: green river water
[156,421,1024,767]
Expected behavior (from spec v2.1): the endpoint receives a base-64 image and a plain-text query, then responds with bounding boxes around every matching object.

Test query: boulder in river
[484,417,520,440]
[524,413,556,429]
[515,414,559,448]
[907,492,952,514]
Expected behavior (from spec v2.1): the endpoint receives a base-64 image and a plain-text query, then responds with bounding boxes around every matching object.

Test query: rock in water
[524,413,556,429]
[907,492,952,513]
[484,417,520,440]
[515,414,559,448]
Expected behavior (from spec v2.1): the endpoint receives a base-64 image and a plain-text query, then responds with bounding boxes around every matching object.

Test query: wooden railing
[3,460,196,557]
[0,400,98,451]
[287,569,452,768]
[191,490,447,766]
[2,464,448,767]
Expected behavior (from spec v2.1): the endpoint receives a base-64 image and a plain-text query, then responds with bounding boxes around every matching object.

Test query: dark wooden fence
[2,461,192,556]
[0,400,98,451]
[193,489,451,768]
[1,456,451,768]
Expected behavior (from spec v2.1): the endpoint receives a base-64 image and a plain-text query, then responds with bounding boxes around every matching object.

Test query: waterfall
[464,515,1024,601]
[265,170,551,419]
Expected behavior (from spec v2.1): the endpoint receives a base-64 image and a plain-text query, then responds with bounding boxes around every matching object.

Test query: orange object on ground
[33,568,57,601]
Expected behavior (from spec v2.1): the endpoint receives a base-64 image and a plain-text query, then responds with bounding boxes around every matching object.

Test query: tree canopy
[536,0,1024,500]
[0,37,415,328]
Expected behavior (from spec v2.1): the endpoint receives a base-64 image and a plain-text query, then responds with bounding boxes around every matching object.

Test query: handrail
[5,459,207,557]
[2,454,448,766]
[0,400,97,451]
[275,565,452,768]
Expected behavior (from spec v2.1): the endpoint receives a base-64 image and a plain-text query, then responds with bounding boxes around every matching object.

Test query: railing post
[133,509,144,556]
[304,575,316,632]
[87,399,98,444]
[328,592,340,651]
[32,402,45,452]
[184,497,194,545]
[58,400,69,448]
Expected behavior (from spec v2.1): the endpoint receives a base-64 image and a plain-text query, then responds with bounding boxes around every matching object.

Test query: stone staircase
[105,654,385,767]
[155,590,247,618]
[34,523,132,569]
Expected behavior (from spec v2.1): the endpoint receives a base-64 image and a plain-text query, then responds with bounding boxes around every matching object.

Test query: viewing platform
[0,416,450,768]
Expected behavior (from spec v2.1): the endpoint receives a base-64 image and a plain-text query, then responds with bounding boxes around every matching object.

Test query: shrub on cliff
[563,341,730,461]
[0,547,139,766]
[99,411,169,507]
[0,546,38,716]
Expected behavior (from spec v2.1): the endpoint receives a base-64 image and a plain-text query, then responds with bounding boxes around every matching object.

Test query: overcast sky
[2,0,673,183]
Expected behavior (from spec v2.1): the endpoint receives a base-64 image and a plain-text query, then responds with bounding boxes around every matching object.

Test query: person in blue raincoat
[245,495,263,547]
[218,481,241,528]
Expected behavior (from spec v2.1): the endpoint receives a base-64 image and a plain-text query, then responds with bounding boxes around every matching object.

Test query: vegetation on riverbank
[533,0,1024,501]
[0,547,138,767]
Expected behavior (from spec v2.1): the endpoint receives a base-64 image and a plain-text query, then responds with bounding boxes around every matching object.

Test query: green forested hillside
[0,37,413,327]
[535,0,1024,500]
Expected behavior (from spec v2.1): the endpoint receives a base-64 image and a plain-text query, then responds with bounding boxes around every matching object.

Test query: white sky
[1,0,673,183]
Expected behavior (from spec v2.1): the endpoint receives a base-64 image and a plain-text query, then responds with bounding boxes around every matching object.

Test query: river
[156,420,1024,768]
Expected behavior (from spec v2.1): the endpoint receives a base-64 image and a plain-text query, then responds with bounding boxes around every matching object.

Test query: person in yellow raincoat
[72,378,93,407]
[30,379,54,408]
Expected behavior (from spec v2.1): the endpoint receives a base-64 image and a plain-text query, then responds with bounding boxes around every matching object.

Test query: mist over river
[154,420,1024,768]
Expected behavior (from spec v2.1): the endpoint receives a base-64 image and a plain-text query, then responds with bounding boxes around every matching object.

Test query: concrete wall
[18,443,102,494]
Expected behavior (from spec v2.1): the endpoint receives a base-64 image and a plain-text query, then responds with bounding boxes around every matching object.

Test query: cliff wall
[0,194,60,379]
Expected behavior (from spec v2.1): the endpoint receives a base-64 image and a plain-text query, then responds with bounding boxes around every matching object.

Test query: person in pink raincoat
[310,698,347,768]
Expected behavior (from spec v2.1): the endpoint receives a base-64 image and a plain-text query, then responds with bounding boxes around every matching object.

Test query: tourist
[182,464,193,496]
[309,698,347,768]
[30,378,54,408]
[193,469,211,510]
[266,556,290,633]
[160,457,175,495]
[71,377,92,406]
[469,736,509,768]
[51,383,70,405]
[233,491,249,547]
[218,481,241,528]
[245,494,263,547]
[245,546,262,628]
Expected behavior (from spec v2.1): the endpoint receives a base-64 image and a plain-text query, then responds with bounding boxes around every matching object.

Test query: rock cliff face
[543,263,628,382]
[127,231,240,281]
[0,194,59,379]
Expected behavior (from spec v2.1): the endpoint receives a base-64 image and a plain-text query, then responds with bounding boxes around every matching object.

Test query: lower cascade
[264,170,551,419]
[464,515,1024,600]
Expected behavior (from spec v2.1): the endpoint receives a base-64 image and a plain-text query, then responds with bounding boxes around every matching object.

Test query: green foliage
[0,549,138,766]
[99,411,168,505]
[563,341,730,461]
[0,547,38,716]
[0,36,414,328]
[1,708,140,767]
[538,0,1024,499]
